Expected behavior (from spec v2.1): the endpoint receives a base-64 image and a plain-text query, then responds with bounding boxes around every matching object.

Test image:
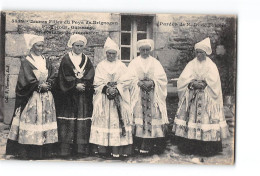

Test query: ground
[0,85,235,164]
[0,123,234,164]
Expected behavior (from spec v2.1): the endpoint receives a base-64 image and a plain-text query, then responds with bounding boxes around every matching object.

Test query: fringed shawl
[15,56,55,113]
[57,53,94,93]
[92,60,132,123]
[177,57,225,121]
[120,56,168,124]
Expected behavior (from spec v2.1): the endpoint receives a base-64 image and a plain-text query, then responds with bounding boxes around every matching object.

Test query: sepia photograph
[0,10,236,165]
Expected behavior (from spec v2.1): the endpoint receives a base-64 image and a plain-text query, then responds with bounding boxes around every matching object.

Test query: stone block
[87,31,109,47]
[154,49,181,68]
[5,34,29,57]
[5,74,18,99]
[88,13,119,31]
[5,57,21,75]
[5,12,19,32]
[93,47,106,67]
[154,49,181,80]
[154,32,170,50]
[4,98,15,125]
[155,14,176,33]
[91,13,120,31]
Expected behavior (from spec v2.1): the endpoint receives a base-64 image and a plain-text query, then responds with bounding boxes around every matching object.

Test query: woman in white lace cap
[56,34,95,158]
[89,37,133,159]
[120,39,168,155]
[172,37,230,156]
[6,34,58,160]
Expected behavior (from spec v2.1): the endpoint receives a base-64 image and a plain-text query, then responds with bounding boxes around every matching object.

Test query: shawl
[120,56,168,124]
[14,56,55,114]
[92,59,132,123]
[177,57,224,120]
[57,53,94,93]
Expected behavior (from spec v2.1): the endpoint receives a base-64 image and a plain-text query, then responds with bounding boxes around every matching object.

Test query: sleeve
[153,60,168,99]
[205,63,222,100]
[118,60,139,90]
[152,60,169,124]
[93,62,107,94]
[80,59,95,90]
[14,58,39,110]
[57,56,77,93]
[177,61,195,99]
[46,58,56,88]
[15,59,39,98]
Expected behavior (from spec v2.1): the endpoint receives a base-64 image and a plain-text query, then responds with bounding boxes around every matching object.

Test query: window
[120,15,154,61]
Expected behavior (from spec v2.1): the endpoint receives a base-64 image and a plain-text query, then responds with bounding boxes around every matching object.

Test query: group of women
[5,34,229,160]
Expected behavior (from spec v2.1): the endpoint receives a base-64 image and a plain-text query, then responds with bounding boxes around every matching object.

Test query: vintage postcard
[0,11,236,164]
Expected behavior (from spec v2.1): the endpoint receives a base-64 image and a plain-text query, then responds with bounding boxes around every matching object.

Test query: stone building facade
[0,11,236,124]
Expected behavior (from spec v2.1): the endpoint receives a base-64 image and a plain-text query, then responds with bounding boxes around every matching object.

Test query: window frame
[120,15,155,63]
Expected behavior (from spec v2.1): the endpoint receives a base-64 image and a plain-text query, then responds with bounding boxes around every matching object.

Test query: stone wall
[2,11,237,124]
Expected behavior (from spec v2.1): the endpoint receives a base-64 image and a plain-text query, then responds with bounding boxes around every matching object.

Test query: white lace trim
[69,52,88,74]
[11,121,58,132]
[174,118,186,126]
[174,118,222,131]
[11,116,19,126]
[57,117,92,120]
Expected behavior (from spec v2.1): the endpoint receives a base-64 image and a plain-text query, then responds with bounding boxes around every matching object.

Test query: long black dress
[55,53,95,156]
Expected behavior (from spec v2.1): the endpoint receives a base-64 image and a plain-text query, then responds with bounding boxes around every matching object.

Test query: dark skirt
[58,118,92,157]
[55,89,93,156]
[60,143,91,157]
[92,144,133,157]
[6,139,58,159]
[55,85,93,142]
[133,137,166,155]
[57,118,92,144]
[174,136,223,156]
